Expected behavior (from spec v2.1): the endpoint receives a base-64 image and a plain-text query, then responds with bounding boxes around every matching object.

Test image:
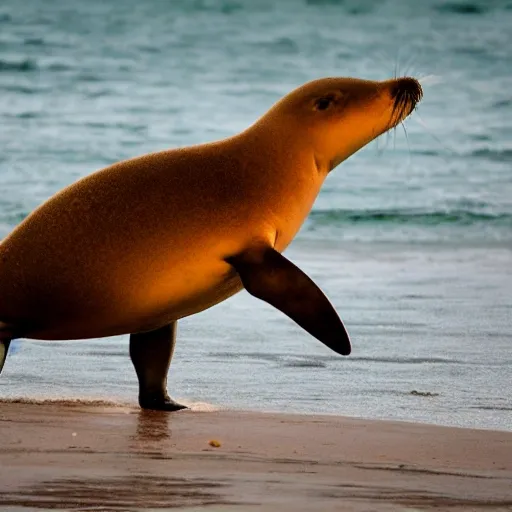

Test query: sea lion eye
[314,96,334,111]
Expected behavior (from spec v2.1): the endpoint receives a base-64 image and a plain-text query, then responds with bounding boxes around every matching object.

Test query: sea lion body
[0,76,422,408]
[0,134,318,340]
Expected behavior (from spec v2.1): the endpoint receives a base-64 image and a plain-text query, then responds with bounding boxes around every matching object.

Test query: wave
[46,62,73,72]
[210,352,511,367]
[182,401,222,412]
[0,58,37,72]
[493,99,512,108]
[209,351,462,365]
[1,206,510,246]
[24,37,45,46]
[308,208,512,227]
[469,405,512,411]
[348,356,458,364]
[0,397,126,407]
[283,360,327,368]
[412,147,512,161]
[0,84,40,94]
[434,2,488,15]
[0,396,220,412]
[306,0,346,5]
[470,148,512,161]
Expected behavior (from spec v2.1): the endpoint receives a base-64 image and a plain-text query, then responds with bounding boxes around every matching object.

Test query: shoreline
[1,403,511,510]
[2,395,512,433]
[2,396,511,433]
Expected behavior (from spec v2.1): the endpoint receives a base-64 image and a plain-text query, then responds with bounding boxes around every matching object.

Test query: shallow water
[0,0,511,430]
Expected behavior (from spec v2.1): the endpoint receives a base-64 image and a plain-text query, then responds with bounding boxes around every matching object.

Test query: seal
[0,76,422,410]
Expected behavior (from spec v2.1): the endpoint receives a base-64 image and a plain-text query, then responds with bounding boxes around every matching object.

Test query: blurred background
[0,0,510,430]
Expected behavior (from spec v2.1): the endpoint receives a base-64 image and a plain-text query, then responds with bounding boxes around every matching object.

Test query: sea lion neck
[237,114,317,174]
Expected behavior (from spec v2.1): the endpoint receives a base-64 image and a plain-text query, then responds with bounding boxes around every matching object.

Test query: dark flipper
[129,322,187,412]
[0,339,11,375]
[0,322,14,375]
[227,245,351,356]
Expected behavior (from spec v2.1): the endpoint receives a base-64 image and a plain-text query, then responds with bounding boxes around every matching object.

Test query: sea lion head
[259,76,422,173]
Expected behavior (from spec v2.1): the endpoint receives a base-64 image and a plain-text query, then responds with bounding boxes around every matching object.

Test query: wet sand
[0,403,511,511]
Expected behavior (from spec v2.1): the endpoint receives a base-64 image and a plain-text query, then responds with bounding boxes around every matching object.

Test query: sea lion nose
[390,77,423,103]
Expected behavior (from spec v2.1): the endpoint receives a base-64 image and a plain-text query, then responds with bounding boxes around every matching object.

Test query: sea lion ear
[226,245,351,356]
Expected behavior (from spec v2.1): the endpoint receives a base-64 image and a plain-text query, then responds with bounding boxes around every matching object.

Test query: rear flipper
[0,339,11,374]
[0,322,15,374]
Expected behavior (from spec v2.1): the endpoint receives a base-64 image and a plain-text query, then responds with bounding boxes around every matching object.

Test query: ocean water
[0,0,511,431]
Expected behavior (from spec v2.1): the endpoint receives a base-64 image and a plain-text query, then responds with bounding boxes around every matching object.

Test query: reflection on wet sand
[133,409,172,443]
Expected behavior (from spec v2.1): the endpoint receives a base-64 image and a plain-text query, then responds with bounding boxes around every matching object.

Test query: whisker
[375,133,382,155]
[388,101,398,130]
[413,111,459,156]
[391,100,401,128]
[401,53,418,78]
[395,100,403,126]
[394,46,402,79]
[401,121,412,163]
[408,91,418,115]
[375,127,390,156]
[375,50,394,79]
[397,95,409,124]
[418,74,444,86]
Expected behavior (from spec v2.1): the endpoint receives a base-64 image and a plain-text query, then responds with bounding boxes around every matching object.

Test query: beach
[1,402,511,511]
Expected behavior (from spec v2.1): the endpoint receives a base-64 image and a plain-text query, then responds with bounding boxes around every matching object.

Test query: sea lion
[0,76,422,410]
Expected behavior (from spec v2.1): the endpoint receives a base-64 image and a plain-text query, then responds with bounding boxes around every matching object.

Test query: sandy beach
[0,403,510,511]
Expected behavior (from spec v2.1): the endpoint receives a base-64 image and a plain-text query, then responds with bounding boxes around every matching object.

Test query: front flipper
[227,245,351,356]
[0,339,11,374]
[129,322,187,412]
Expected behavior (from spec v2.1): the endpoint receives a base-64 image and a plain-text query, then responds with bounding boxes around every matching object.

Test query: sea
[0,0,510,431]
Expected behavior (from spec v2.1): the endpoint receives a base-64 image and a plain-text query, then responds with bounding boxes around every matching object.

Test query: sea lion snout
[389,77,423,117]
[390,77,423,103]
